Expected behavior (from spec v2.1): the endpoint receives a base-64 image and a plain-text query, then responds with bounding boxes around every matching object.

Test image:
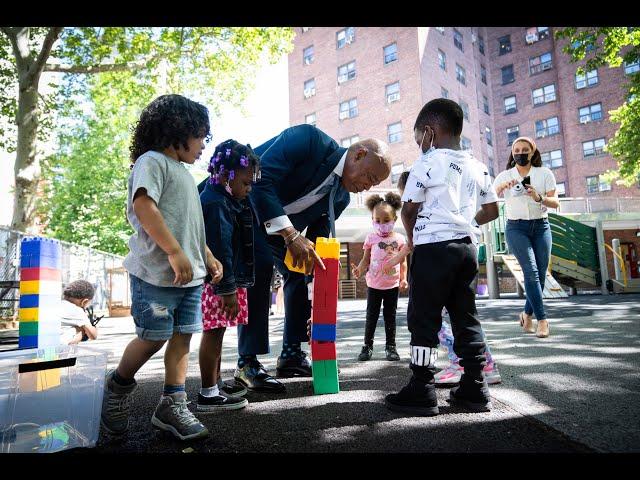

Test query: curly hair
[63,280,95,301]
[208,139,261,184]
[365,192,402,212]
[129,94,211,163]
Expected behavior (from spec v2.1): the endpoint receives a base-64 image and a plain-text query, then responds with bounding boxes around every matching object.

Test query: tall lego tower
[18,237,63,349]
[309,237,340,395]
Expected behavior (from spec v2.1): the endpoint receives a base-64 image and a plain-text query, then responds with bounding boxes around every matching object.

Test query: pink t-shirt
[363,231,406,290]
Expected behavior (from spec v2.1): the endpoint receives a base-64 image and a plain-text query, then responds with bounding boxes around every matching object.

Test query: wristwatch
[536,194,545,203]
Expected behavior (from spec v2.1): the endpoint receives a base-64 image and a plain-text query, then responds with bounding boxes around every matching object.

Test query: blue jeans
[130,274,203,341]
[505,219,552,321]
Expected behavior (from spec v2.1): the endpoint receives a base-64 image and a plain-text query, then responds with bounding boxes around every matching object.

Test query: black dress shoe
[276,351,312,378]
[234,361,285,393]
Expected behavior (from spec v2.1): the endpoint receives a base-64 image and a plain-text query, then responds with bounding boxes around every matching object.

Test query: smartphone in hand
[521,175,531,188]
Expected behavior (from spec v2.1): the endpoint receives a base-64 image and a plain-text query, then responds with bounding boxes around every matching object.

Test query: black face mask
[514,153,530,166]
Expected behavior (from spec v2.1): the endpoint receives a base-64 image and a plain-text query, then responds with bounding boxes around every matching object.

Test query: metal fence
[0,227,125,318]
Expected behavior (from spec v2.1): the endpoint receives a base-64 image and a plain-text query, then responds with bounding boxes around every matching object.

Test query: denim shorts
[130,274,204,341]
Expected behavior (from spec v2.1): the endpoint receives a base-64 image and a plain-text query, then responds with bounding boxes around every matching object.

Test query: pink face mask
[373,221,395,236]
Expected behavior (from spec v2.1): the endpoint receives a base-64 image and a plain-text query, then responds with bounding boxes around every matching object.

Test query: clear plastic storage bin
[0,344,108,453]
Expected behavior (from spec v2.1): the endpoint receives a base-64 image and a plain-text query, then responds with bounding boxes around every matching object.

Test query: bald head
[342,138,392,193]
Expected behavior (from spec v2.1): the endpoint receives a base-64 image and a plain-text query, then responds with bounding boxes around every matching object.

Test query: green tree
[555,27,640,186]
[0,27,294,232]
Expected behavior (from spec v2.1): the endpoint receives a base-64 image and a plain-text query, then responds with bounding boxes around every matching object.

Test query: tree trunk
[12,73,40,233]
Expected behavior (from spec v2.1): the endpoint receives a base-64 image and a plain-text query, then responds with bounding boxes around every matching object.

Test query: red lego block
[311,341,336,361]
[20,267,62,282]
[312,258,339,325]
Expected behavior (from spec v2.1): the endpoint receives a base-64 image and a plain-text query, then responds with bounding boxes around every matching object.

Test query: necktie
[325,174,341,238]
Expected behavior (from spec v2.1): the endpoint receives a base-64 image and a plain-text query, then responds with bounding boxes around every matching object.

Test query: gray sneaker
[100,369,138,436]
[151,392,209,441]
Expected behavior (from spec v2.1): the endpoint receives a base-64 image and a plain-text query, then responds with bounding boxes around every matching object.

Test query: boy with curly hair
[100,94,223,441]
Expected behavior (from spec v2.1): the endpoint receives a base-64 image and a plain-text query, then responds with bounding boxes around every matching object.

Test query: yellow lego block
[316,237,340,260]
[19,308,40,322]
[19,369,62,392]
[19,280,61,296]
[284,249,307,274]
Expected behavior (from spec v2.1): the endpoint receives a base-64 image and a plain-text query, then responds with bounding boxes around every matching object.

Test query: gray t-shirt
[123,150,207,288]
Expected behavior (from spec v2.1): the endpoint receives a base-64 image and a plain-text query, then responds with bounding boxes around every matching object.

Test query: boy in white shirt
[385,99,499,416]
[61,280,98,345]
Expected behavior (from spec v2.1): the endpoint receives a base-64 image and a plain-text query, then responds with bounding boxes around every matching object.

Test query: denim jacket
[200,183,255,295]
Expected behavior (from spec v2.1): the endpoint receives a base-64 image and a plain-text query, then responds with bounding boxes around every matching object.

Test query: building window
[525,27,550,44]
[302,27,311,33]
[485,127,493,146]
[482,95,490,115]
[478,35,485,55]
[504,95,517,114]
[336,27,355,49]
[582,138,606,157]
[507,126,519,145]
[535,116,560,138]
[498,35,512,55]
[384,43,398,65]
[340,134,359,148]
[303,45,314,65]
[337,61,356,84]
[388,122,402,143]
[339,98,358,120]
[541,149,563,169]
[441,87,449,99]
[556,181,566,197]
[501,64,515,85]
[453,28,463,51]
[456,63,466,85]
[435,27,445,34]
[587,175,611,193]
[575,69,599,89]
[438,50,446,70]
[480,64,487,84]
[579,103,603,123]
[459,100,470,121]
[303,79,316,99]
[391,163,404,184]
[529,52,553,74]
[386,81,400,104]
[305,113,316,126]
[532,83,556,106]
[624,60,640,74]
[461,136,472,150]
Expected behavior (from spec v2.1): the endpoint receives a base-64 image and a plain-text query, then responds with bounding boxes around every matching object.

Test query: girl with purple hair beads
[196,140,261,412]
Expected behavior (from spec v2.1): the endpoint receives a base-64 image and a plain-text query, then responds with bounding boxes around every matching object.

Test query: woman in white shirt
[494,137,560,338]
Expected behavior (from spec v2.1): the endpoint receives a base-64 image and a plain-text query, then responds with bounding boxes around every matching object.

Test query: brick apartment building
[288,27,640,297]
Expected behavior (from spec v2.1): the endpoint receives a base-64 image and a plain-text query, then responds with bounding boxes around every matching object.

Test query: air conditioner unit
[338,75,347,83]
[526,33,538,44]
[387,92,400,103]
[471,33,477,44]
[346,36,354,44]
[303,88,315,98]
[304,57,312,65]
[580,117,590,124]
[339,111,349,120]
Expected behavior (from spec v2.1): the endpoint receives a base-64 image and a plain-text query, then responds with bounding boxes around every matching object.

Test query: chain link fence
[0,227,125,319]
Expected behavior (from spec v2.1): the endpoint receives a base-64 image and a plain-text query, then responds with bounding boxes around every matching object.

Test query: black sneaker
[385,345,400,361]
[196,392,248,412]
[385,378,439,416]
[358,345,373,361]
[448,374,492,412]
[217,378,247,397]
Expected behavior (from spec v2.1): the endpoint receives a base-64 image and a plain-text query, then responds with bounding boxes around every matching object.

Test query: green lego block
[312,359,339,395]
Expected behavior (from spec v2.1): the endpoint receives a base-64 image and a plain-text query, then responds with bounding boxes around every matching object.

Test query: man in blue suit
[226,124,391,392]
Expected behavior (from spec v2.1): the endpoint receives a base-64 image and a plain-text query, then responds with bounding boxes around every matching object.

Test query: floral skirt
[201,284,248,330]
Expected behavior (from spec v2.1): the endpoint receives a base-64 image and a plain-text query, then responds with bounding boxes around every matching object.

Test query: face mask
[373,221,395,236]
[514,153,530,166]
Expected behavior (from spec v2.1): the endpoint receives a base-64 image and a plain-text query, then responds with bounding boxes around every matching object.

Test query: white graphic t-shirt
[493,166,556,220]
[401,149,498,245]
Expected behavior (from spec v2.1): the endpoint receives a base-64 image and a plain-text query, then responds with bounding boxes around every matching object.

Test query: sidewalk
[67,293,639,454]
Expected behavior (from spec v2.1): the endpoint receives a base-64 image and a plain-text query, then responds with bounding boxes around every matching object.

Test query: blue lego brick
[20,255,62,269]
[311,323,337,342]
[20,237,62,258]
[19,335,38,349]
[18,294,61,309]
